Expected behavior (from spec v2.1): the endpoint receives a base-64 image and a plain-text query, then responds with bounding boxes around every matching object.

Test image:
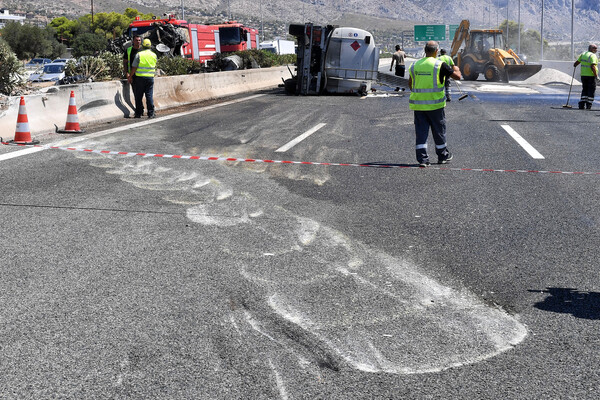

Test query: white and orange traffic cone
[55,91,84,133]
[8,96,39,145]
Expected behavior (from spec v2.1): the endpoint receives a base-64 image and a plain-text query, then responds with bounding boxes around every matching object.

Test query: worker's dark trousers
[395,65,405,77]
[134,76,155,117]
[579,76,596,109]
[414,108,450,163]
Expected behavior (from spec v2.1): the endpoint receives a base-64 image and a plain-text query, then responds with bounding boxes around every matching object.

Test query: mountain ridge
[1,0,598,42]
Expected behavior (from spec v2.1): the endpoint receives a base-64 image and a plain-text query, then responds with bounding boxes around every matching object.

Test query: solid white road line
[0,146,46,161]
[275,123,326,153]
[0,94,266,162]
[501,124,545,159]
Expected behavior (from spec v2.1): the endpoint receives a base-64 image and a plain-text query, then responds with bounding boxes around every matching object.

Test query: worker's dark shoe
[586,103,593,110]
[418,161,430,168]
[439,152,453,164]
[446,96,452,102]
[133,114,142,119]
[148,114,156,119]
[579,102,585,110]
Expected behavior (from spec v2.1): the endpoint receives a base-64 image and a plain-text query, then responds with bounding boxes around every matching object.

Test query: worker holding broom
[574,44,598,110]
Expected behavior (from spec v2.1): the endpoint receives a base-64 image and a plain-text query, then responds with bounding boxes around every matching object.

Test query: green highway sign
[414,25,446,42]
[449,24,460,40]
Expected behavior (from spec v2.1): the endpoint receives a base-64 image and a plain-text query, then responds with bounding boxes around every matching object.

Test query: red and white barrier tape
[3,141,600,176]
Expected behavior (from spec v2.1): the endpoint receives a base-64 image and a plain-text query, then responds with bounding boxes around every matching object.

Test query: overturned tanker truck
[285,23,380,95]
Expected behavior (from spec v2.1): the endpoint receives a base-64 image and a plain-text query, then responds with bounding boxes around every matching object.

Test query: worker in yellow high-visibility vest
[409,41,461,167]
[128,38,158,118]
[437,48,454,101]
[574,44,598,110]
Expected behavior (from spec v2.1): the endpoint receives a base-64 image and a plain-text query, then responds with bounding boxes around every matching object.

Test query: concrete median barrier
[0,66,289,141]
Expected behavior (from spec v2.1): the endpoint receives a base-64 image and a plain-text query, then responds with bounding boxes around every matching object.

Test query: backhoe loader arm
[506,48,524,64]
[450,19,470,59]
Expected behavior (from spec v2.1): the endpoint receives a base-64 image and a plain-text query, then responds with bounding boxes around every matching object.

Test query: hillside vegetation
[3,0,599,42]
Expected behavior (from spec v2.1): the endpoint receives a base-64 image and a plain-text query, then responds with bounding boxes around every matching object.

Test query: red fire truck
[127,15,260,64]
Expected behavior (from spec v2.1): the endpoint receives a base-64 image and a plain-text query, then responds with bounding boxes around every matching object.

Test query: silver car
[28,62,66,82]
[52,58,75,64]
[24,58,52,70]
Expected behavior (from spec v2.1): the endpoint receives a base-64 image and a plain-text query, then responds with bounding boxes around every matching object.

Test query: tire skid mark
[79,144,527,379]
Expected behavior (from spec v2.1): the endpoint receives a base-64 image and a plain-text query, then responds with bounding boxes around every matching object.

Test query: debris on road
[522,68,581,86]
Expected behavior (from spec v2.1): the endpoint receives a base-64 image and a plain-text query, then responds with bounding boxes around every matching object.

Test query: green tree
[499,19,548,61]
[499,20,522,49]
[520,29,548,61]
[50,16,84,46]
[71,32,108,57]
[124,8,139,20]
[0,37,25,95]
[0,22,61,59]
[90,12,132,39]
[123,8,155,23]
[50,8,156,47]
[44,25,68,59]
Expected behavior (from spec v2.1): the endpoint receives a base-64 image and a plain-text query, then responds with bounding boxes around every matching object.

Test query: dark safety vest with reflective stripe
[578,51,598,77]
[409,57,446,111]
[135,49,157,78]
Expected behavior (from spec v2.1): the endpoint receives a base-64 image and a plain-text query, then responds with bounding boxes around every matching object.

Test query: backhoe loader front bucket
[504,64,542,82]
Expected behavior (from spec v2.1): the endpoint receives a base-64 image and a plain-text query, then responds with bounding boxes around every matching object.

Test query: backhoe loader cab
[451,20,541,82]
[469,31,504,57]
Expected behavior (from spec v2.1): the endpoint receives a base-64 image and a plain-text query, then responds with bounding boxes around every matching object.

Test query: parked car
[28,62,66,82]
[25,58,52,69]
[52,58,75,64]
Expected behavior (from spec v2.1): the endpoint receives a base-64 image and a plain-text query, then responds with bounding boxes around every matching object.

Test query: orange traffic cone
[9,96,39,145]
[55,91,84,133]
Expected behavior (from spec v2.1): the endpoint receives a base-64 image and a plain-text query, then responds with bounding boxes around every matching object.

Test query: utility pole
[540,0,544,61]
[517,0,521,54]
[261,0,264,41]
[506,1,509,49]
[91,0,94,23]
[571,0,574,61]
[481,7,485,26]
[496,0,499,27]
[181,0,185,20]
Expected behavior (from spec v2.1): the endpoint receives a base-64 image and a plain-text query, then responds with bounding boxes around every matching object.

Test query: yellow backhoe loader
[450,20,541,82]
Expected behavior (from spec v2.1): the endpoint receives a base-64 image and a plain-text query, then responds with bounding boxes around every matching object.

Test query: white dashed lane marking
[275,123,326,153]
[501,124,545,159]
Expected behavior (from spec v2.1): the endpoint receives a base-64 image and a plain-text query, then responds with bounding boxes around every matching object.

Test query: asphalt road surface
[1,78,599,399]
